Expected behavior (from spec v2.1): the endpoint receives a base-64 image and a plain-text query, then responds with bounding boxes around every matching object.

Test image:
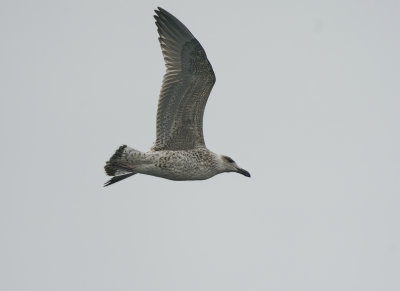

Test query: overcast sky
[1,0,399,290]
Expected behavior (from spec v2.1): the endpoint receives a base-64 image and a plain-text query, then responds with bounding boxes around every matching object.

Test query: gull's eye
[224,156,235,163]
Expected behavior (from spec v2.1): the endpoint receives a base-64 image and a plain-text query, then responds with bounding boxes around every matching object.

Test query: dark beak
[237,168,251,177]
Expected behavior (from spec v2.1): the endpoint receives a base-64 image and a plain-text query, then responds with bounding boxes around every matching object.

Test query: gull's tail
[104,145,140,186]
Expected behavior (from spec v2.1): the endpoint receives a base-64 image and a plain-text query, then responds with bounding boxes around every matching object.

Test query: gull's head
[218,155,251,177]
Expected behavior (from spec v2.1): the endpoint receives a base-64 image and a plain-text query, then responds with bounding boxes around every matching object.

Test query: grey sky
[1,0,399,290]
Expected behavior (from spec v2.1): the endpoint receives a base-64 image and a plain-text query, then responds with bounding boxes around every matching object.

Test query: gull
[104,7,250,186]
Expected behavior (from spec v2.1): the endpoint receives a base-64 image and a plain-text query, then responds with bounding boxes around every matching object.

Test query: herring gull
[104,7,250,186]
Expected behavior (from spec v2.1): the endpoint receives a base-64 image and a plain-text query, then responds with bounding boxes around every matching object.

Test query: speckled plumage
[104,7,250,186]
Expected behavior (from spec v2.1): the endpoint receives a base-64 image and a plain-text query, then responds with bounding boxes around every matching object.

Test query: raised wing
[152,7,216,151]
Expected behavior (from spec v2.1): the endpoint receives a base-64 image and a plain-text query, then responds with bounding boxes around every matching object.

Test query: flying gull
[104,7,250,186]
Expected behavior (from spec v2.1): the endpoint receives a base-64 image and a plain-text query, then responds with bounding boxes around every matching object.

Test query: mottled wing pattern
[152,7,216,151]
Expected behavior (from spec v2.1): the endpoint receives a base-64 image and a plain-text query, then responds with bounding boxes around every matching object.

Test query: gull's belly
[160,164,216,181]
[142,149,218,181]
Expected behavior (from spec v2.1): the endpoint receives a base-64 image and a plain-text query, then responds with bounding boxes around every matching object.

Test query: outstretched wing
[152,7,216,151]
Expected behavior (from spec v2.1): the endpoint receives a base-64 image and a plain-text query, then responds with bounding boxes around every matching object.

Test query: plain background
[1,0,399,290]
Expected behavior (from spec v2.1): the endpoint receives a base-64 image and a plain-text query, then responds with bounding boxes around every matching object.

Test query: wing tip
[104,172,136,187]
[154,7,166,19]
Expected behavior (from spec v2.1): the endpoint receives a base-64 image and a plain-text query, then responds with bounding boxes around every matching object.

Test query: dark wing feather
[152,7,216,151]
[104,173,136,187]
